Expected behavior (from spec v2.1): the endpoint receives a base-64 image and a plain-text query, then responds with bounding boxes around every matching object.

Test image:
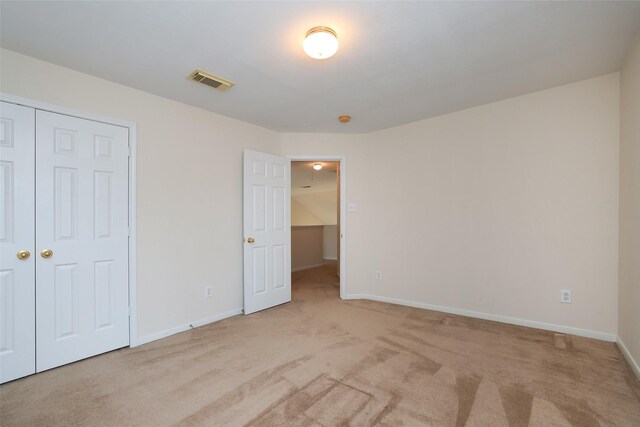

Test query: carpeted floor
[1,263,639,426]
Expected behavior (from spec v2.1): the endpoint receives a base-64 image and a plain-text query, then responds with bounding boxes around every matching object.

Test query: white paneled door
[0,102,36,383]
[243,150,291,314]
[35,111,130,372]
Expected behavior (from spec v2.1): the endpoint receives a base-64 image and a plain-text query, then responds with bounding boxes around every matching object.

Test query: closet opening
[290,158,345,301]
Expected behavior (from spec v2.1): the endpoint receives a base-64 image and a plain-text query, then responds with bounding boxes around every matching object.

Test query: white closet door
[0,102,36,383]
[35,110,129,371]
[243,150,291,314]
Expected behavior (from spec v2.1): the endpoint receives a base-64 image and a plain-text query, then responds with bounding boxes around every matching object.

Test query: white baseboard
[345,293,617,342]
[617,337,640,380]
[323,257,338,261]
[292,263,325,272]
[136,307,243,346]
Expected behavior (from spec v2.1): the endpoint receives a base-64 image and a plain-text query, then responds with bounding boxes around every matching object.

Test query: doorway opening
[289,157,346,300]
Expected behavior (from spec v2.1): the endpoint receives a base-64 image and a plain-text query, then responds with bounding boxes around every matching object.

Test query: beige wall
[282,73,620,337]
[291,198,323,226]
[619,33,640,371]
[323,225,338,260]
[2,48,626,345]
[293,191,338,225]
[291,226,324,271]
[0,49,281,340]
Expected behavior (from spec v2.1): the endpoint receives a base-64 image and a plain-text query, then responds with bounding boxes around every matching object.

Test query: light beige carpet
[1,264,639,426]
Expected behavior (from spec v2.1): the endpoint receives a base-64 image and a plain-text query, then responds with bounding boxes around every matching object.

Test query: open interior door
[243,150,291,314]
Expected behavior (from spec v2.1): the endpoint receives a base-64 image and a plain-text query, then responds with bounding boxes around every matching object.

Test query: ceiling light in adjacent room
[304,26,339,59]
[313,163,323,171]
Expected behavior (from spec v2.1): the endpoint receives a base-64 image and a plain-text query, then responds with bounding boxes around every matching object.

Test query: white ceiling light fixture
[313,163,323,170]
[303,26,339,59]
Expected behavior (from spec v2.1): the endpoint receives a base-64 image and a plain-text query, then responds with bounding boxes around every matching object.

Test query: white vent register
[187,69,234,91]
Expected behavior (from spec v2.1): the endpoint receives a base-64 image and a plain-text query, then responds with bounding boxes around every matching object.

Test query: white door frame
[0,92,139,347]
[287,155,347,299]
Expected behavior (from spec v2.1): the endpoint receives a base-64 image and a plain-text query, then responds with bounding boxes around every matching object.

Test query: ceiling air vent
[187,69,234,92]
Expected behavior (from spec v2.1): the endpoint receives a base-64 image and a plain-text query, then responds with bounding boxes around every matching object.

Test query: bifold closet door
[0,102,36,383]
[35,110,130,372]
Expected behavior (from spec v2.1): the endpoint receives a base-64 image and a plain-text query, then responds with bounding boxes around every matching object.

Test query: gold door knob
[17,250,31,260]
[40,249,53,259]
[247,237,255,244]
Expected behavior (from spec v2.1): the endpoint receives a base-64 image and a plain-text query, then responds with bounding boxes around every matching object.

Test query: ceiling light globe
[313,163,323,170]
[304,27,338,59]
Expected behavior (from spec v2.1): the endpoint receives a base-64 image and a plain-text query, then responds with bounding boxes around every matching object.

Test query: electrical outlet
[560,289,571,304]
[376,271,382,280]
[204,286,213,298]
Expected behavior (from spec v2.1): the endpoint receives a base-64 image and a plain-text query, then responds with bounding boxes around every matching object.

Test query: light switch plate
[347,203,358,212]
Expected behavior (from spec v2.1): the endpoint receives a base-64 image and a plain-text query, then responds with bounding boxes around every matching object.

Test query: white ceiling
[2,1,639,133]
[292,162,338,196]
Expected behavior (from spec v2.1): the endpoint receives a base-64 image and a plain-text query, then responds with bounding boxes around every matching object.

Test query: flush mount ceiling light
[313,163,323,170]
[303,26,339,59]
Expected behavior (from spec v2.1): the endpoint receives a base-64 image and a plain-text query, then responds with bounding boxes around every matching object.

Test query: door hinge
[128,226,132,236]
[128,147,132,157]
[128,306,132,317]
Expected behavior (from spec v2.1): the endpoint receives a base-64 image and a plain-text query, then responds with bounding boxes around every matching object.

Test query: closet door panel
[35,110,129,372]
[0,101,36,384]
